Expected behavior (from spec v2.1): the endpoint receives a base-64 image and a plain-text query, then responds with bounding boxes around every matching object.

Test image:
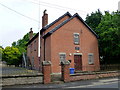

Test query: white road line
[66,79,119,88]
[99,78,118,82]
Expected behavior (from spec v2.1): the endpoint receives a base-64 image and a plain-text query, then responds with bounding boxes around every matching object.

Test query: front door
[74,55,82,71]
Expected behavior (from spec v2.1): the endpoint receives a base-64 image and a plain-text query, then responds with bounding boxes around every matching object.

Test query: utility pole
[118,1,120,11]
[38,0,40,57]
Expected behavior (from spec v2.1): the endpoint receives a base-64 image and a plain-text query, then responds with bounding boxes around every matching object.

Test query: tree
[12,33,36,53]
[2,46,21,66]
[85,9,103,33]
[96,11,120,64]
[12,42,16,47]
[0,46,4,49]
[85,10,120,64]
[0,47,3,61]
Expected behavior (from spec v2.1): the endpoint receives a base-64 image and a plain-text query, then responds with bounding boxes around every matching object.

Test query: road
[2,77,120,89]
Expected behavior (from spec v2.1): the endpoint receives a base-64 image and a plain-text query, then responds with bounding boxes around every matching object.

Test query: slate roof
[43,13,99,39]
[40,12,72,34]
[26,12,99,46]
[26,12,72,46]
[26,32,39,46]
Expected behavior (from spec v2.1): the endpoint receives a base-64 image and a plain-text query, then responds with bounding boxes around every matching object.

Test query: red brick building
[26,11,100,74]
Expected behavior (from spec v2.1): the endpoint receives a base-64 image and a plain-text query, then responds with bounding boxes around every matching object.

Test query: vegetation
[85,10,120,64]
[2,33,36,65]
[2,46,21,65]
[0,46,3,61]
[2,10,120,65]
[12,33,29,53]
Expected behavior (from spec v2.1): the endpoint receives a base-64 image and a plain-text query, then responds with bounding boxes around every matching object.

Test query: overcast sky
[0,0,119,48]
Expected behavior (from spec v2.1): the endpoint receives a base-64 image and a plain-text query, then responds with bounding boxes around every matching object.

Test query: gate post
[61,61,70,82]
[42,61,51,84]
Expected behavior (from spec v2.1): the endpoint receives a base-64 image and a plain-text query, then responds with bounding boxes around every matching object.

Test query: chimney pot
[42,9,48,27]
[29,28,33,40]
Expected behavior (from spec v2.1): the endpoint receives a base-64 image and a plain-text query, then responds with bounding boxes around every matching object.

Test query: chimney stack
[29,28,33,40]
[42,9,48,27]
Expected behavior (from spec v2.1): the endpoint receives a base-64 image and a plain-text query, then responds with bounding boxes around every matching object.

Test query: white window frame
[88,53,94,65]
[74,33,80,45]
[59,53,66,62]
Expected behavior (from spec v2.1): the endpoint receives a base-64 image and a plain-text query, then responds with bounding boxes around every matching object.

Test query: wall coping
[70,71,119,76]
[2,73,43,78]
[43,61,51,66]
[61,61,70,65]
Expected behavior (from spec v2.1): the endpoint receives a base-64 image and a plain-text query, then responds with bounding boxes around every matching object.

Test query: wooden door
[74,55,82,71]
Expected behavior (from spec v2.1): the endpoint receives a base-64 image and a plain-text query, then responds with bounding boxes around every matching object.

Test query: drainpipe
[44,37,46,61]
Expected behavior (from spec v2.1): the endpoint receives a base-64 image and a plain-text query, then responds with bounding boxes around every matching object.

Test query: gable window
[74,33,79,44]
[34,40,36,51]
[59,53,66,62]
[88,53,94,64]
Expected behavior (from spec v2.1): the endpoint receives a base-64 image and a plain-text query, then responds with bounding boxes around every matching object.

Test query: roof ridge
[43,13,99,39]
[40,12,72,33]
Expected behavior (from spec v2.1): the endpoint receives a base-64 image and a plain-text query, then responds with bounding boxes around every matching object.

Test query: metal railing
[74,64,120,73]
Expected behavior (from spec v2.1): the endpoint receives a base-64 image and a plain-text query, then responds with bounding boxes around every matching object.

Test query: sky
[0,0,119,48]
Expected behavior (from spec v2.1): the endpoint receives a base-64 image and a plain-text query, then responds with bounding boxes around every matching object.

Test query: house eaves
[26,32,39,46]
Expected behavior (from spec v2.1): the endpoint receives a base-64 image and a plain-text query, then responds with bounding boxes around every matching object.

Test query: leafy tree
[85,10,120,64]
[0,46,4,49]
[0,47,3,61]
[85,9,103,33]
[96,11,120,64]
[2,46,21,65]
[12,42,16,47]
[12,33,29,53]
[9,32,36,65]
[12,33,36,53]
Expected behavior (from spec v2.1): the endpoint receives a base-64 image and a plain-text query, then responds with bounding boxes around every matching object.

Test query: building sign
[75,47,80,50]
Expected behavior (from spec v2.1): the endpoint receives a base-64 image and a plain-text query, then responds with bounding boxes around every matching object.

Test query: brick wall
[61,63,119,82]
[2,74,43,86]
[42,61,51,84]
[27,36,40,71]
[49,17,100,73]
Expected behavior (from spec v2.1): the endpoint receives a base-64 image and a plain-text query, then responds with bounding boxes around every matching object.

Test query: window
[59,53,66,62]
[88,53,94,64]
[74,33,79,44]
[34,40,36,51]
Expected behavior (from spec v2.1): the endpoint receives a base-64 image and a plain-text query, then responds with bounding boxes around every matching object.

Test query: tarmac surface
[3,77,120,89]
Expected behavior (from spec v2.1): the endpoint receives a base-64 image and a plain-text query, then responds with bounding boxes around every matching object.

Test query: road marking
[66,78,119,88]
[66,82,118,88]
[99,78,118,82]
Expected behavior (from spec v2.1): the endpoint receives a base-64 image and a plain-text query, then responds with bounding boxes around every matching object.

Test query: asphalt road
[3,77,120,89]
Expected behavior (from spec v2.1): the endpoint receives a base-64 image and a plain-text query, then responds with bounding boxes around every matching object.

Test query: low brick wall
[61,62,120,82]
[2,73,43,86]
[69,71,119,82]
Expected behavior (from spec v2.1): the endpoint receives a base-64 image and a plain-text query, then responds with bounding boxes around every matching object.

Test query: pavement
[2,77,120,89]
